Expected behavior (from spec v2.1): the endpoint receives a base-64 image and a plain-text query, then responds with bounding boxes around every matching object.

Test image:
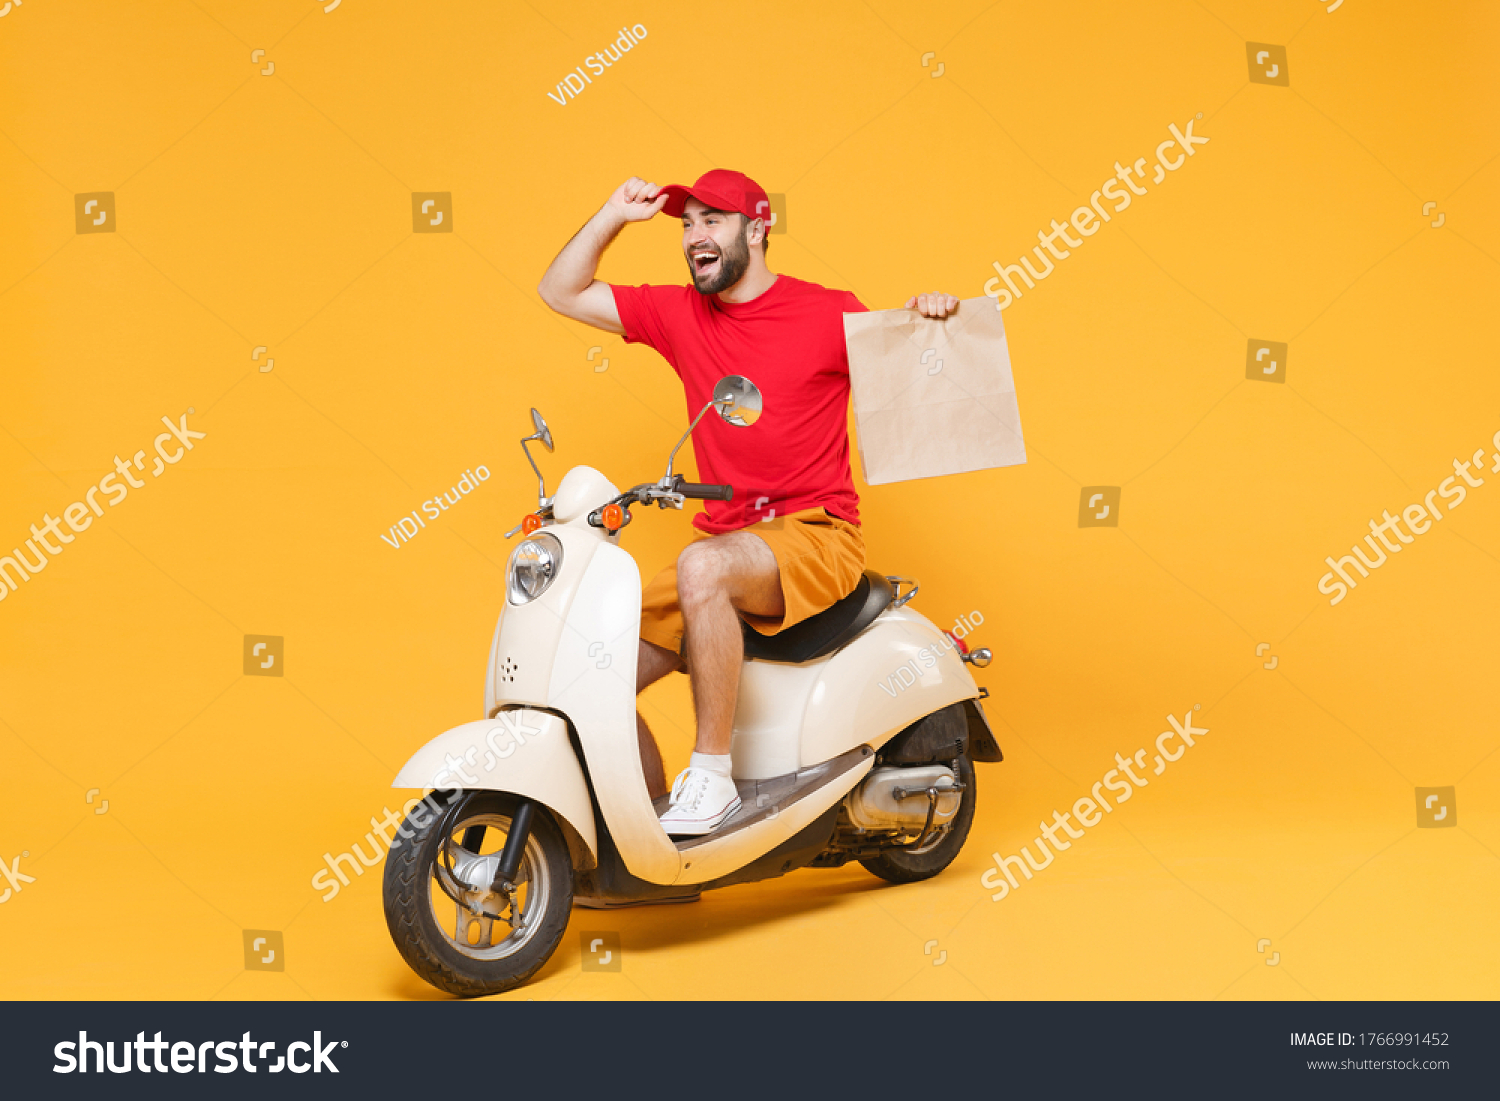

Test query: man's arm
[537,177,669,333]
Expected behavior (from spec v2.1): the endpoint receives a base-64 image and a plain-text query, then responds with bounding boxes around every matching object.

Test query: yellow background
[2,0,1498,1001]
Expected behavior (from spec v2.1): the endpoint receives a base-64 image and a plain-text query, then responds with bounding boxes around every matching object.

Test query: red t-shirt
[611,275,867,534]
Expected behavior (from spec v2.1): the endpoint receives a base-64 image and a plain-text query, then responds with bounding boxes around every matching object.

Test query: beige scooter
[382,377,1002,996]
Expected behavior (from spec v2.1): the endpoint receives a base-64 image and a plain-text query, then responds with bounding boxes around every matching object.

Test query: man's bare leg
[675,533,784,755]
[635,638,682,800]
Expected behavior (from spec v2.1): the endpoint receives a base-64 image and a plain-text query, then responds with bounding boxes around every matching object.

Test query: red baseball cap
[658,169,772,225]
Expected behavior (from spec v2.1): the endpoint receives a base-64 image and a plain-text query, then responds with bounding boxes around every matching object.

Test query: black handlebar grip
[678,482,733,501]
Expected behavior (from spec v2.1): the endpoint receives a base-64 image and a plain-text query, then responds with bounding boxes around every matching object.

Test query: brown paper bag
[843,297,1026,485]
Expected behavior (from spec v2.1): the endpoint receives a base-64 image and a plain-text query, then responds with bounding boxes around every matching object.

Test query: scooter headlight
[508,534,562,605]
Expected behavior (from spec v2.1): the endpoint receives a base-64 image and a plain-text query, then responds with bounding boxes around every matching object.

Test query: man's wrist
[595,205,629,233]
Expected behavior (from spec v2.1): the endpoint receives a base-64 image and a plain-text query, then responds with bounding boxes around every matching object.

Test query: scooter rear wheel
[859,755,976,884]
[383,790,573,997]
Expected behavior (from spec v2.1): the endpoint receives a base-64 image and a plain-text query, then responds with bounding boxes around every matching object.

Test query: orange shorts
[639,508,867,657]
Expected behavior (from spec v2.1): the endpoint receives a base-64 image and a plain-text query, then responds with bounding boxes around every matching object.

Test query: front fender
[392,709,597,871]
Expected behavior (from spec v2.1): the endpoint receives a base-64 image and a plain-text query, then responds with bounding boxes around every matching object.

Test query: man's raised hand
[607,177,670,223]
[906,293,961,319]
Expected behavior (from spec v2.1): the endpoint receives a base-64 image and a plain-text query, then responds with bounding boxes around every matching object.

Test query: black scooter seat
[740,570,895,664]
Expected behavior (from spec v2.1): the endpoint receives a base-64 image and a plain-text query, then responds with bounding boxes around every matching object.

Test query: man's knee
[675,542,722,608]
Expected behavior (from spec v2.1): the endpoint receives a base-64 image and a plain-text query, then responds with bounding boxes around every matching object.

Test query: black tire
[859,755,976,884]
[383,790,573,997]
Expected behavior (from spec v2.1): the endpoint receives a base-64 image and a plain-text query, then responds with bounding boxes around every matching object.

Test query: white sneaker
[658,767,742,837]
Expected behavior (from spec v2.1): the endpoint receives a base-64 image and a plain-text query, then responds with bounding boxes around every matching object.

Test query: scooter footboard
[391,710,597,871]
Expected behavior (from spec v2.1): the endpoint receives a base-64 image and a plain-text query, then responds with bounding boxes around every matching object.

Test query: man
[538,169,958,837]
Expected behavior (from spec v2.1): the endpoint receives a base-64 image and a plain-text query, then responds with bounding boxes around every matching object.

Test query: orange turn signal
[601,503,624,531]
[521,513,542,535]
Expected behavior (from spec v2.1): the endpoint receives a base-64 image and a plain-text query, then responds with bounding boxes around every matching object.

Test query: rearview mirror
[663,376,764,480]
[521,409,554,506]
[530,408,554,452]
[713,375,762,427]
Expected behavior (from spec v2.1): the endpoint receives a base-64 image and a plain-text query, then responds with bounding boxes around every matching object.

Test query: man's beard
[686,228,751,295]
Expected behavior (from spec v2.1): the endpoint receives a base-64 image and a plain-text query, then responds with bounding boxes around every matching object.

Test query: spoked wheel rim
[427,811,551,962]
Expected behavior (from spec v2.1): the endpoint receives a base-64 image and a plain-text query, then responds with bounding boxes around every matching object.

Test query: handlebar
[675,480,733,501]
[586,476,735,531]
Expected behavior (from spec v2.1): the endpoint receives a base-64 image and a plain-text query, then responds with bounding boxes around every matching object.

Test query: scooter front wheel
[383,790,573,997]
